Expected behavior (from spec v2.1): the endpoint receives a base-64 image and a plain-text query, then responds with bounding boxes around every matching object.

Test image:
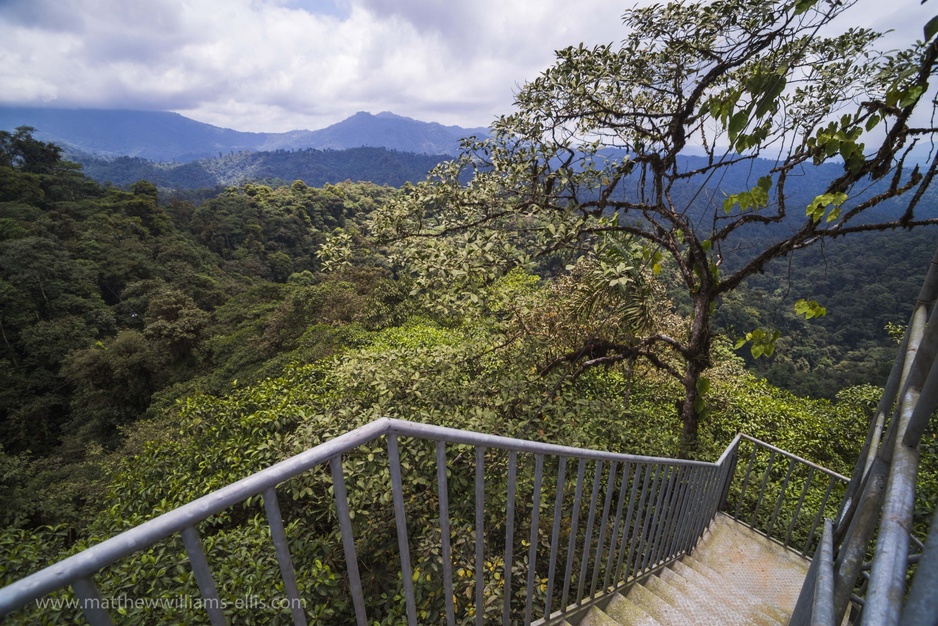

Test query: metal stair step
[643,575,712,626]
[681,554,789,624]
[679,554,724,583]
[603,592,662,625]
[661,566,782,626]
[671,561,783,625]
[686,515,808,623]
[580,606,625,626]
[625,582,694,626]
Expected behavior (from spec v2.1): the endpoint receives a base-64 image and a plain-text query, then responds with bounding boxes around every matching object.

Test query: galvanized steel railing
[719,434,849,557]
[1,418,738,626]
[790,246,938,626]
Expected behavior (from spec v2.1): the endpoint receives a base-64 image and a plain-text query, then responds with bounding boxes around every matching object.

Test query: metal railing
[790,246,938,626]
[1,418,738,625]
[719,434,849,558]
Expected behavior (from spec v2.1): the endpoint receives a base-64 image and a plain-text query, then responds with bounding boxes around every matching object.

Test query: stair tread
[688,515,808,622]
[580,606,625,626]
[626,583,694,626]
[662,566,782,626]
[604,593,662,625]
[565,516,810,626]
[672,561,783,624]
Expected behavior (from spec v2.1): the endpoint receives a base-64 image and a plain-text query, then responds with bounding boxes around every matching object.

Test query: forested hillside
[1,116,936,622]
[74,147,450,191]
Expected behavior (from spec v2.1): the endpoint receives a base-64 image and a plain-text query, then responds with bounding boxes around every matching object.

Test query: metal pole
[474,446,485,626]
[436,442,456,626]
[502,451,518,626]
[330,456,367,626]
[543,456,566,619]
[590,461,617,598]
[524,454,545,626]
[263,487,308,626]
[180,525,227,626]
[388,436,418,626]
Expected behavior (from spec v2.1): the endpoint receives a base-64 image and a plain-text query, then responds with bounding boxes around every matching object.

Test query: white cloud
[0,0,927,132]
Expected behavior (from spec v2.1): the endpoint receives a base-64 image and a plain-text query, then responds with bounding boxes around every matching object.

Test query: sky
[0,0,933,133]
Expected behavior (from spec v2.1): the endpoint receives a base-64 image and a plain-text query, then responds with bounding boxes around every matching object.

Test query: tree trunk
[677,293,713,459]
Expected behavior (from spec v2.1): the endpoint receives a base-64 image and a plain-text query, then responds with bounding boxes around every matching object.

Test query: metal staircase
[577,514,808,626]
[1,248,937,624]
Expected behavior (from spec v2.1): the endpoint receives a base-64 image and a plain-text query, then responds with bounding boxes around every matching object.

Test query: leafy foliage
[371,0,938,454]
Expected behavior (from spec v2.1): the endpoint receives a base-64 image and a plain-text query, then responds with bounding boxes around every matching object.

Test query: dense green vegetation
[2,0,938,618]
[372,0,938,457]
[0,121,935,623]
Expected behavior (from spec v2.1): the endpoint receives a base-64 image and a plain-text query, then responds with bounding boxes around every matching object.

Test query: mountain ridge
[0,106,488,162]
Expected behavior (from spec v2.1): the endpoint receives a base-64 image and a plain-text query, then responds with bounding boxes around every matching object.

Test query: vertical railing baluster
[263,487,307,626]
[330,456,368,626]
[614,463,643,585]
[603,462,631,592]
[786,467,815,548]
[560,458,587,612]
[181,525,228,626]
[502,451,518,626]
[436,442,455,626]
[652,465,681,567]
[641,465,671,573]
[689,467,711,546]
[523,454,545,626]
[576,460,603,604]
[71,576,115,626]
[718,446,740,512]
[687,467,707,549]
[803,475,837,556]
[576,460,604,605]
[630,464,661,580]
[660,465,689,563]
[733,444,759,521]
[624,463,654,582]
[474,447,485,626]
[691,467,713,545]
[388,436,418,626]
[543,456,566,620]
[671,467,692,555]
[590,460,618,598]
[697,467,723,537]
[675,467,700,554]
[750,450,777,529]
[766,458,797,539]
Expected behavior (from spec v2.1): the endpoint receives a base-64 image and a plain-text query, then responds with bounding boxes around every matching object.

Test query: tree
[374,0,938,455]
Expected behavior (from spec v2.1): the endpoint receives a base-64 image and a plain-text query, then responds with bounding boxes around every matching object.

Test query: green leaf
[925,15,938,42]
[794,0,817,15]
[795,298,827,319]
[806,192,848,223]
[729,111,749,140]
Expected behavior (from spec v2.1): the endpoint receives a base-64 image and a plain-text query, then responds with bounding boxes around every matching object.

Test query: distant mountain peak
[0,106,489,161]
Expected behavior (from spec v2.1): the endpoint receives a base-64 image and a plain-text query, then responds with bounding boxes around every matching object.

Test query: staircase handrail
[1,418,738,626]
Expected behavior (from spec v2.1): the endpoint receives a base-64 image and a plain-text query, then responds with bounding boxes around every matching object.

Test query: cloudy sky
[0,0,932,133]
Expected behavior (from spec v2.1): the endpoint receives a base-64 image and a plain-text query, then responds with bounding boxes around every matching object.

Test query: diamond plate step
[603,593,661,625]
[625,584,694,626]
[668,561,782,625]
[688,514,809,623]
[567,515,809,625]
